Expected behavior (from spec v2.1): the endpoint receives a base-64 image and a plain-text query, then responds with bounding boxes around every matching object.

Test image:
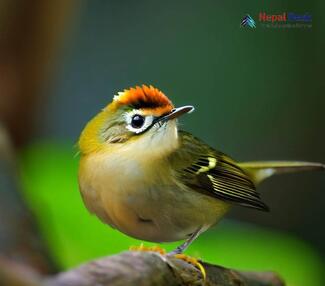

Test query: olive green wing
[170,131,269,211]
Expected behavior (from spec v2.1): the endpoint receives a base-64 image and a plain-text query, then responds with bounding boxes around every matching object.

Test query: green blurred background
[1,1,324,285]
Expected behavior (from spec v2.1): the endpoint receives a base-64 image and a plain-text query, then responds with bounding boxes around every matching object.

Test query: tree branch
[42,251,283,286]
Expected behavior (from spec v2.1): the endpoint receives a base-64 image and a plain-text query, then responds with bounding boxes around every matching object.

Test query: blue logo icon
[241,15,256,28]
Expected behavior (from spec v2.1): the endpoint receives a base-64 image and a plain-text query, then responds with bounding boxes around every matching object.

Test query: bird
[78,84,324,255]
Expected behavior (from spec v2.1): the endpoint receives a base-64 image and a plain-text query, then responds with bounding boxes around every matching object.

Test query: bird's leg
[168,228,206,279]
[168,228,203,255]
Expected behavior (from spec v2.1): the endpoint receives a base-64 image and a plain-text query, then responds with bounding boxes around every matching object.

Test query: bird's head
[78,85,194,156]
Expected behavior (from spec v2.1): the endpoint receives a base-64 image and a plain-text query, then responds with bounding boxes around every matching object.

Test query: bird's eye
[131,114,145,129]
[125,111,153,134]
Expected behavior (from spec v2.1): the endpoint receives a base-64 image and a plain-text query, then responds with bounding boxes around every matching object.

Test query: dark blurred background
[0,1,324,285]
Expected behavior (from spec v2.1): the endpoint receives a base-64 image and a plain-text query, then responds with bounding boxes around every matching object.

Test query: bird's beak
[155,105,195,123]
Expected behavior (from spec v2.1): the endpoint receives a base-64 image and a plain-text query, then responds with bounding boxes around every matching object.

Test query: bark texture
[45,251,284,286]
[0,251,284,286]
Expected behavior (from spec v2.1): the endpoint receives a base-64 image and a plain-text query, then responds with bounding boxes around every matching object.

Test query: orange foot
[129,244,166,255]
[174,253,206,280]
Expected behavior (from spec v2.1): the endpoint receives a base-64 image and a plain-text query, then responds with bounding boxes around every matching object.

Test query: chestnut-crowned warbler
[78,85,324,254]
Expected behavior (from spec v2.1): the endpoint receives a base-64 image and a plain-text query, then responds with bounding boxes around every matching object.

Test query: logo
[259,12,312,23]
[259,12,287,22]
[240,14,256,28]
[240,12,312,29]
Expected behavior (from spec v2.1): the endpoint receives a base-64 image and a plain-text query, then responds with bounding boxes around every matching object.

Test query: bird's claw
[130,245,206,281]
[173,253,206,281]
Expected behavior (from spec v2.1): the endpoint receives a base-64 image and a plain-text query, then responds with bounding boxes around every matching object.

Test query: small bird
[78,85,324,254]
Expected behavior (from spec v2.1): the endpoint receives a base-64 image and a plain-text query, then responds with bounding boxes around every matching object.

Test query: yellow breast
[78,149,230,243]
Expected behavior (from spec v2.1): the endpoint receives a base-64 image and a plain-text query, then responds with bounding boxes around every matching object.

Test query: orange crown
[113,85,174,116]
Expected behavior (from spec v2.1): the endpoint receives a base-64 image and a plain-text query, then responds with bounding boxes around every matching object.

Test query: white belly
[79,153,230,242]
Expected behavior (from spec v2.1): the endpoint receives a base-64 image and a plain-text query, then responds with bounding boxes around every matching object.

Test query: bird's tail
[238,161,324,186]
